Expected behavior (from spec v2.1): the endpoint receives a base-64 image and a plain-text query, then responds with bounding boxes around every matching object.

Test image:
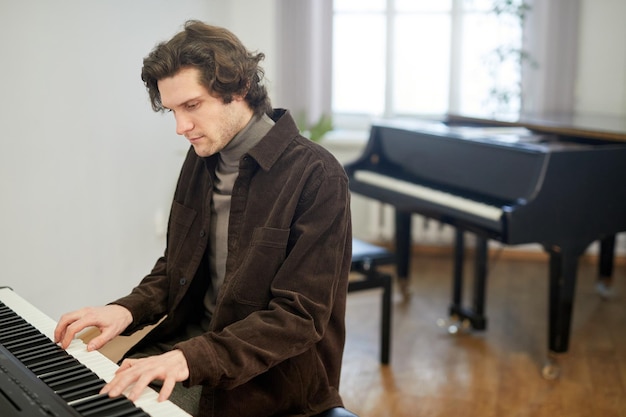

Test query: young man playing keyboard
[54,20,352,417]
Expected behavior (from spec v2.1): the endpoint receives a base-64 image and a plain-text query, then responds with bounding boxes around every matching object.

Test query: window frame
[274,0,580,134]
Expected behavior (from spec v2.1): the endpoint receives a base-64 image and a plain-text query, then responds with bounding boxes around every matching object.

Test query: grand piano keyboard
[0,286,190,417]
[353,170,504,222]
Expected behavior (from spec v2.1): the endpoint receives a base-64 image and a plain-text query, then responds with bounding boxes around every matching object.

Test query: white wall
[212,0,278,99]
[0,0,277,319]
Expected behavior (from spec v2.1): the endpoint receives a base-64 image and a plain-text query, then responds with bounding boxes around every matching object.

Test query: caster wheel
[542,359,560,380]
[436,317,470,334]
[595,280,613,299]
[399,280,412,302]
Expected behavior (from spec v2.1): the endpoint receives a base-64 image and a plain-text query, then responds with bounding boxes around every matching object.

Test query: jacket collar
[246,109,301,172]
[202,109,301,172]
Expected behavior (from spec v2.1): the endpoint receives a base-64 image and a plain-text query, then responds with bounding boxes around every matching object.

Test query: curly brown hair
[141,20,272,116]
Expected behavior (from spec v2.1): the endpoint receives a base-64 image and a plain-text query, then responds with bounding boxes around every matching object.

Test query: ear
[233,80,251,102]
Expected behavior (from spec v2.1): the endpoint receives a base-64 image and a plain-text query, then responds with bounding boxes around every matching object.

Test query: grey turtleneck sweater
[203,113,275,320]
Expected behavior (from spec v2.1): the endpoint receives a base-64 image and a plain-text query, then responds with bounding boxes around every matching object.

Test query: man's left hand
[100,349,190,402]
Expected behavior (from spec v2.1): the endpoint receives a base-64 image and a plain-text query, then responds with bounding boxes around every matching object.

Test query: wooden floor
[340,248,626,417]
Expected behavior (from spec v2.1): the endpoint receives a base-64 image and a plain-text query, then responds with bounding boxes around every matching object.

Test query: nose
[175,113,193,135]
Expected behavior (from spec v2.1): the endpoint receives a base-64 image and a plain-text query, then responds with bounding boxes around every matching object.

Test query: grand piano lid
[446,112,626,142]
[371,117,550,150]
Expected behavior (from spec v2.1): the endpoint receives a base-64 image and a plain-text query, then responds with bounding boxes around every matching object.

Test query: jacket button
[200,230,206,238]
[180,278,187,286]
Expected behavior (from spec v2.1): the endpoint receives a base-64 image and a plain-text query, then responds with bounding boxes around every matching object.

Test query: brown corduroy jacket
[112,109,352,417]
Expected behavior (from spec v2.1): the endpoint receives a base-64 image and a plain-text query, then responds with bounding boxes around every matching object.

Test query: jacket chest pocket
[231,227,289,306]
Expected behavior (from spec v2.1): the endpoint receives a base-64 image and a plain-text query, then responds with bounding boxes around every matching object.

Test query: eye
[185,102,199,110]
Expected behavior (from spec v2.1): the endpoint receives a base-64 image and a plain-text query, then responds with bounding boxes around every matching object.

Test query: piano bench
[313,407,359,417]
[349,238,395,365]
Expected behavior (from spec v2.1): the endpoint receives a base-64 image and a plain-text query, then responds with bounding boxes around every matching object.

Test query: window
[332,0,526,129]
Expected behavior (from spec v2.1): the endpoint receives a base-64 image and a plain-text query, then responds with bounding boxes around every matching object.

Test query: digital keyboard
[345,115,626,377]
[0,286,191,417]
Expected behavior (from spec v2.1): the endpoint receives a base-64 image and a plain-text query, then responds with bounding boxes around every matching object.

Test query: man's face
[158,67,253,157]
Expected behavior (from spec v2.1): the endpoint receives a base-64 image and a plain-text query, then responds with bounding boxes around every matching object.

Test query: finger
[53,312,80,343]
[99,381,112,396]
[53,326,66,345]
[86,333,113,352]
[158,378,176,402]
[127,372,154,402]
[101,370,136,398]
[53,322,66,344]
[102,380,130,399]
[58,322,78,349]
[116,359,135,374]
[59,320,86,349]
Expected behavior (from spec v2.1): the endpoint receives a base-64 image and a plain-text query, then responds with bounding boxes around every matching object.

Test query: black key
[39,363,88,384]
[1,332,49,350]
[12,340,61,357]
[45,369,97,391]
[15,344,65,364]
[55,377,107,401]
[29,355,77,374]
[0,322,36,343]
[61,378,106,402]
[73,394,148,417]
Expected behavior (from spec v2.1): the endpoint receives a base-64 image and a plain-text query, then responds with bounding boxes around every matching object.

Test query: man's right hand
[54,304,133,351]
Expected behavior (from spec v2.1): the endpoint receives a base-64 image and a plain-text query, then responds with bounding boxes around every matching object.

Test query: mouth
[186,135,203,143]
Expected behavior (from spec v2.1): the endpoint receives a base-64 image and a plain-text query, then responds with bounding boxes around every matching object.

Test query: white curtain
[274,0,333,126]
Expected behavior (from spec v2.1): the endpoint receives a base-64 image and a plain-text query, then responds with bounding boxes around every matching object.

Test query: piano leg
[441,230,488,333]
[471,236,488,330]
[451,228,465,312]
[596,235,616,298]
[543,242,588,379]
[395,210,412,300]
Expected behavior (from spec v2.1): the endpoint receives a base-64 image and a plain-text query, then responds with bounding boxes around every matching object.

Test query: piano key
[101,409,149,417]
[56,379,106,399]
[18,345,67,364]
[24,352,74,373]
[29,354,78,374]
[0,322,37,342]
[0,315,25,327]
[61,379,107,402]
[73,394,149,417]
[1,332,49,350]
[47,366,99,386]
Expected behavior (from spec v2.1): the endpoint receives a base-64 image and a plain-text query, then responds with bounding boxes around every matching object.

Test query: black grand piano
[344,113,626,378]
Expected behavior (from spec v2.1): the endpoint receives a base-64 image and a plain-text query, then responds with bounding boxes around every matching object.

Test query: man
[54,20,352,417]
